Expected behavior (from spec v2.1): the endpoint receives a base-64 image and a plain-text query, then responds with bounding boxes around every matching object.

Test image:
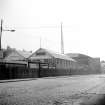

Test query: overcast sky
[0,0,105,60]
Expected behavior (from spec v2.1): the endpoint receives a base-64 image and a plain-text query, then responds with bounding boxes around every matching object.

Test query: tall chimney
[61,22,64,54]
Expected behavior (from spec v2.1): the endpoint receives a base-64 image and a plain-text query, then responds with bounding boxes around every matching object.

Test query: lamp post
[0,19,15,50]
[0,19,15,59]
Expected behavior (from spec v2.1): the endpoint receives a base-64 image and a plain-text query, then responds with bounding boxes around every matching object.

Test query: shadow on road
[80,94,105,105]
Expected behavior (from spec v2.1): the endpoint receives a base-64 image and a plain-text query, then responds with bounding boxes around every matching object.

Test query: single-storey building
[28,48,76,69]
[28,48,78,76]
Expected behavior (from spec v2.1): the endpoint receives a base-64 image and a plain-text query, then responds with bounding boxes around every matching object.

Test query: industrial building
[28,48,78,77]
[0,48,101,79]
[66,53,101,74]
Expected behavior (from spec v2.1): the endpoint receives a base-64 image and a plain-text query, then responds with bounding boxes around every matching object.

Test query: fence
[0,61,102,80]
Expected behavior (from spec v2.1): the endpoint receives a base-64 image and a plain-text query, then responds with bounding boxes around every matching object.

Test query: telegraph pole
[0,19,3,50]
[0,19,15,59]
[61,22,64,54]
[0,19,15,50]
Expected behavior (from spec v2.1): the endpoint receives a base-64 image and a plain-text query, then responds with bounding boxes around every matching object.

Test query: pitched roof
[17,50,32,58]
[29,48,76,62]
[44,48,76,61]
[4,50,32,61]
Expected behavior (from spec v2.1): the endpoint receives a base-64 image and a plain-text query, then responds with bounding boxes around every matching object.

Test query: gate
[28,61,49,78]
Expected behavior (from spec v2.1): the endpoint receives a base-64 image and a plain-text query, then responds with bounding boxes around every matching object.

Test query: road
[0,75,105,105]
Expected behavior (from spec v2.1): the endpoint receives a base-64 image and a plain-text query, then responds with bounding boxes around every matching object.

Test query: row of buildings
[0,47,101,79]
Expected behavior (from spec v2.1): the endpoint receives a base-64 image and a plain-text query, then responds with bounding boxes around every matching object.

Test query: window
[36,52,46,55]
[44,59,48,63]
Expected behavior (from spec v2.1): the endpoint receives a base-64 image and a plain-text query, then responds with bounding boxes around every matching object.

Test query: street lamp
[0,19,15,59]
[0,19,15,50]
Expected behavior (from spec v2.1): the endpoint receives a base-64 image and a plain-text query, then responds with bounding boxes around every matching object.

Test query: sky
[0,0,105,60]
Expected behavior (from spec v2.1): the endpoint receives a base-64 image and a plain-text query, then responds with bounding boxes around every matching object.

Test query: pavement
[0,74,101,83]
[0,78,37,83]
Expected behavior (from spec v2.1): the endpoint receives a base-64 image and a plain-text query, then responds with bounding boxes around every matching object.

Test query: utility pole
[0,19,15,50]
[61,22,64,54]
[0,19,15,59]
[0,19,3,50]
[40,36,42,48]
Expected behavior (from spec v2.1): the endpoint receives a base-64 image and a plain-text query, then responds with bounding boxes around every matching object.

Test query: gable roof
[29,48,76,62]
[17,50,32,58]
[4,50,32,61]
[44,48,76,61]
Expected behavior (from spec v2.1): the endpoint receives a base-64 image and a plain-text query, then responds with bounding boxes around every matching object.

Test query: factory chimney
[61,22,64,54]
